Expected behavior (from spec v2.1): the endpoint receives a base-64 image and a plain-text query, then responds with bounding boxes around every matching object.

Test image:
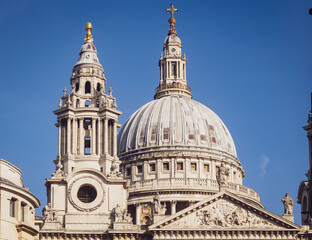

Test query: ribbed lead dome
[117,95,237,157]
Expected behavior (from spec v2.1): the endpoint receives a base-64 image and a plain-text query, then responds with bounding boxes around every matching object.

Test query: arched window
[97,83,101,93]
[76,99,80,108]
[85,81,91,94]
[75,82,79,92]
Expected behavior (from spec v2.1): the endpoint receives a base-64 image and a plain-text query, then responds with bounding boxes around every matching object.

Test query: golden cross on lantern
[166,3,178,18]
[166,4,179,34]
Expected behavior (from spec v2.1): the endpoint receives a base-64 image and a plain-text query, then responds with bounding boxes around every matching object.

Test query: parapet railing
[155,83,191,94]
[129,178,260,201]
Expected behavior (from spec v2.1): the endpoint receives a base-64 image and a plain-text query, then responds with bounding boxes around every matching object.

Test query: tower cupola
[53,23,122,176]
[155,4,191,99]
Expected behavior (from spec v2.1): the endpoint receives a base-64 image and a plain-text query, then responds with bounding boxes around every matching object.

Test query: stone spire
[154,4,192,99]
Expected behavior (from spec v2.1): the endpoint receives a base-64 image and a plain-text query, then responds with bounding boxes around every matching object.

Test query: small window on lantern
[171,62,177,77]
[97,83,101,93]
[75,82,79,92]
[85,81,91,94]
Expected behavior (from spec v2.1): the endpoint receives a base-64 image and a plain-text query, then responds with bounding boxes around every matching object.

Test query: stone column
[170,158,175,179]
[92,118,96,155]
[72,118,77,155]
[57,120,61,157]
[131,165,136,182]
[113,121,117,157]
[170,201,177,215]
[104,118,108,155]
[135,203,141,225]
[212,161,216,180]
[160,62,163,82]
[156,159,161,179]
[79,118,84,155]
[67,117,71,155]
[97,118,101,155]
[143,161,148,179]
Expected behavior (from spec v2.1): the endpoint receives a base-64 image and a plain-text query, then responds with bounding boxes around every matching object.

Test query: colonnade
[57,116,117,158]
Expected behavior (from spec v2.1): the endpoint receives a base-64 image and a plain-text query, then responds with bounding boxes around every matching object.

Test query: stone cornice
[16,222,39,236]
[0,182,40,207]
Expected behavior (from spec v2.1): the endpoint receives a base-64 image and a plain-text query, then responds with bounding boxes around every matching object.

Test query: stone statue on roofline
[153,193,167,215]
[282,193,293,215]
[217,163,229,187]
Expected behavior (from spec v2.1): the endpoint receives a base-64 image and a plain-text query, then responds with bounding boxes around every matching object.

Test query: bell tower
[53,22,122,176]
[41,23,130,235]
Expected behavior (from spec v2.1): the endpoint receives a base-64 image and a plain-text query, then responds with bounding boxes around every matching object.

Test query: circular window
[77,185,97,203]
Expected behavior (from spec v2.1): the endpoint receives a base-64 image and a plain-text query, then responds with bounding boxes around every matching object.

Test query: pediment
[149,191,299,230]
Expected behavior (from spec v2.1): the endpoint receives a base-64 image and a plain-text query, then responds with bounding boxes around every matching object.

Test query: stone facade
[0,159,40,240]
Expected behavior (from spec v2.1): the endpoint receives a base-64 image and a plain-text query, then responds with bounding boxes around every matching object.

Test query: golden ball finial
[84,22,93,43]
[85,22,92,31]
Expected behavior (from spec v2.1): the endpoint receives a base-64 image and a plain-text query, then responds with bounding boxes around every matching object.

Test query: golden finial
[166,4,178,35]
[84,22,93,43]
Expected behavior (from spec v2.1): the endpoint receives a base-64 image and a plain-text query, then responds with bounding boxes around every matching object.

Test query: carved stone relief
[166,199,274,229]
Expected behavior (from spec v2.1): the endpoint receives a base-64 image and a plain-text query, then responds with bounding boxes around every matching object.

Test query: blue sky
[0,0,311,224]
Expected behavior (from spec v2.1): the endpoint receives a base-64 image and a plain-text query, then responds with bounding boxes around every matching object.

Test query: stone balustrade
[129,178,260,202]
[155,82,191,94]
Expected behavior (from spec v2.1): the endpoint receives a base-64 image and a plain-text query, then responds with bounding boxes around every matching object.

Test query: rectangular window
[171,62,177,77]
[149,163,156,172]
[9,199,16,217]
[204,164,210,173]
[177,162,183,171]
[163,162,169,171]
[137,165,143,174]
[191,163,197,171]
[84,137,91,155]
[20,203,26,222]
[126,167,131,176]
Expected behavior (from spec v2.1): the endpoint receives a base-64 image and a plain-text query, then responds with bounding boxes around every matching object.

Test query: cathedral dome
[117,8,260,209]
[118,95,237,159]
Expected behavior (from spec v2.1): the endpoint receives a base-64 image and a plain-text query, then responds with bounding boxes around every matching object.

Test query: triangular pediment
[149,191,299,230]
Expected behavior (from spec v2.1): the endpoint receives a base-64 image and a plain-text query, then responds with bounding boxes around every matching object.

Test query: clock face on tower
[171,48,176,52]
[67,175,105,212]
